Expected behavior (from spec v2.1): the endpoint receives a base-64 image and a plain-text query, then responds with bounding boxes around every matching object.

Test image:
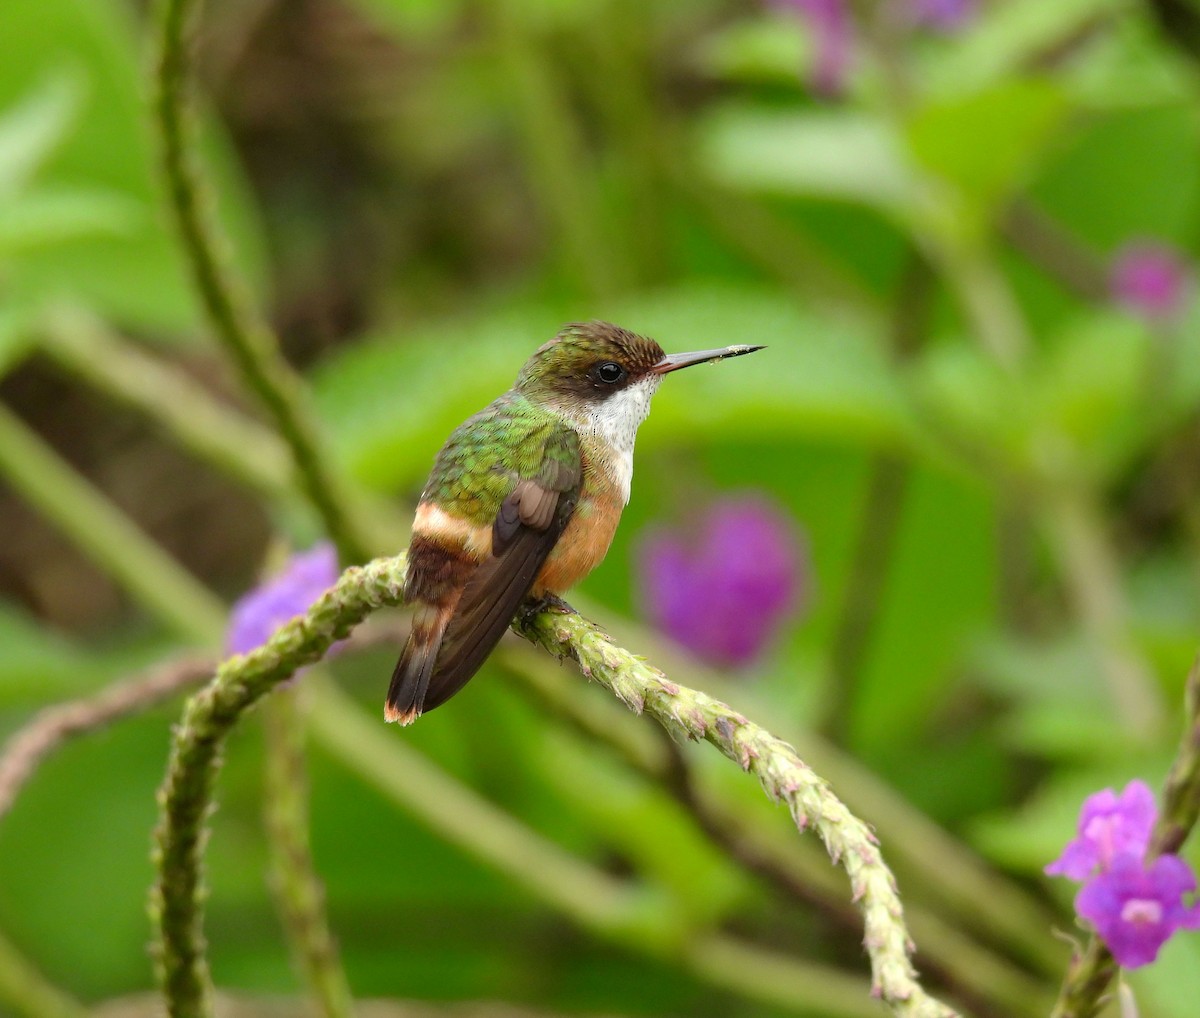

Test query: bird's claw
[520,593,575,622]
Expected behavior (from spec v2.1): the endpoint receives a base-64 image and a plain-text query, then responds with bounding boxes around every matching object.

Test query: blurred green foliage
[3,0,1200,1016]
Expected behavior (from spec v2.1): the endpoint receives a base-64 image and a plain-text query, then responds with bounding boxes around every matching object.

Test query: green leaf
[905,79,1067,217]
[0,72,79,196]
[0,0,267,334]
[1031,104,1200,248]
[847,466,999,757]
[696,105,918,214]
[0,185,140,254]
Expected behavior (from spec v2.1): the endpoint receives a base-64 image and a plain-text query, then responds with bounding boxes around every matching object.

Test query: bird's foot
[520,592,575,622]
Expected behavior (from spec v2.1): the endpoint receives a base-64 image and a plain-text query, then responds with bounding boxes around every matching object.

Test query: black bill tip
[651,344,766,375]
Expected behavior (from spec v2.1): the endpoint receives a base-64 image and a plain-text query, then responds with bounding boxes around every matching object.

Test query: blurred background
[2,0,1200,1015]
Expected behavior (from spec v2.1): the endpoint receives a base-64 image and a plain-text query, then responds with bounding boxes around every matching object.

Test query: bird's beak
[650,344,765,375]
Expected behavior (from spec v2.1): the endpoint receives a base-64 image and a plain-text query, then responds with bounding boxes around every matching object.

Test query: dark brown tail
[384,604,448,725]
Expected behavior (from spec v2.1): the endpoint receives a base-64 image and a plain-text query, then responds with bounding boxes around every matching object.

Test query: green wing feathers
[386,417,582,724]
[419,395,574,524]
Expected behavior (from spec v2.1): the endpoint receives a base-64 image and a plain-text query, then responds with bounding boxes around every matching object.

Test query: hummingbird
[385,321,763,724]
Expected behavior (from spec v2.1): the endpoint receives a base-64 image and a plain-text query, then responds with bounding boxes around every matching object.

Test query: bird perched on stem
[386,321,762,724]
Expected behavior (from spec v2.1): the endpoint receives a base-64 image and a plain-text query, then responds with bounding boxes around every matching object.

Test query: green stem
[1153,657,1200,855]
[565,598,1064,975]
[0,403,226,643]
[263,688,356,1018]
[310,679,889,1018]
[0,929,88,1018]
[483,0,619,299]
[152,557,405,1018]
[789,726,1063,975]
[514,609,958,1018]
[504,647,1049,1017]
[153,555,955,1018]
[0,391,358,1017]
[925,236,1029,370]
[1043,486,1165,738]
[154,0,373,564]
[654,739,1046,1018]
[1000,200,1108,301]
[40,308,401,550]
[0,400,358,1017]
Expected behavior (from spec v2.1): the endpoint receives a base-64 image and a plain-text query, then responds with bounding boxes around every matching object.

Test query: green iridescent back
[420,392,579,525]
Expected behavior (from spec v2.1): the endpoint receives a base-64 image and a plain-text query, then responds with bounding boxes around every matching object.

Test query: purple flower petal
[226,543,340,656]
[1046,781,1157,881]
[1110,240,1191,321]
[1076,853,1200,969]
[638,496,805,670]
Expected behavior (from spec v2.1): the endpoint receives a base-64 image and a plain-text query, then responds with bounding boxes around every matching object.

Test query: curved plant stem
[560,598,1064,974]
[153,557,407,1018]
[0,929,88,1018]
[308,678,886,1018]
[154,0,373,564]
[1051,657,1200,1017]
[503,648,1049,1017]
[653,736,1047,1018]
[263,688,355,1018]
[153,554,957,1018]
[0,654,214,824]
[512,608,958,1018]
[0,403,357,1018]
[0,627,402,834]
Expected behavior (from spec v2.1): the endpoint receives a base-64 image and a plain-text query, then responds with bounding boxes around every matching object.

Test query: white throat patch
[560,375,661,503]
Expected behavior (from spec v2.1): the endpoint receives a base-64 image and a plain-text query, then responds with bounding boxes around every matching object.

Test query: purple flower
[226,543,340,655]
[1075,853,1200,968]
[1047,779,1200,969]
[1110,240,1191,321]
[638,496,804,669]
[1046,781,1157,882]
[910,0,976,32]
[769,0,854,97]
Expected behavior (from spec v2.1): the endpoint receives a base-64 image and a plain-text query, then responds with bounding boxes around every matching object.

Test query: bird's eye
[595,361,625,385]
